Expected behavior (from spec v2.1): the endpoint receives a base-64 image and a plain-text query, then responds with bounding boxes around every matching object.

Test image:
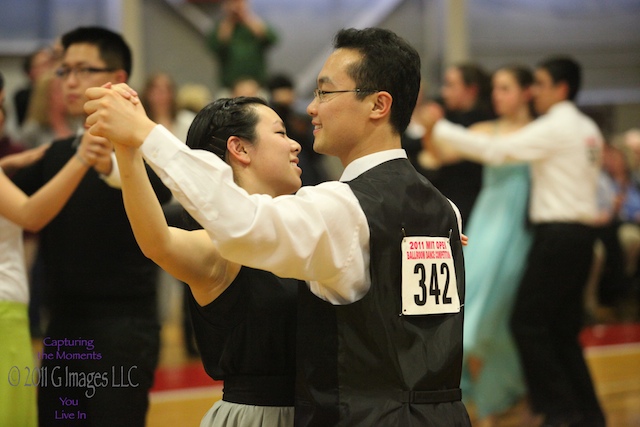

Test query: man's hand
[84,83,156,148]
[416,101,445,129]
[77,132,114,175]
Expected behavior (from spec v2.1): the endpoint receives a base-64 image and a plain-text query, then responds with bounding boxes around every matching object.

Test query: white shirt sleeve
[140,125,371,304]
[447,199,463,234]
[99,151,122,188]
[433,115,557,165]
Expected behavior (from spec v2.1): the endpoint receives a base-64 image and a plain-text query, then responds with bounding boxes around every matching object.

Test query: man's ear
[556,81,570,101]
[227,136,251,165]
[370,91,392,120]
[114,70,128,84]
[467,84,479,100]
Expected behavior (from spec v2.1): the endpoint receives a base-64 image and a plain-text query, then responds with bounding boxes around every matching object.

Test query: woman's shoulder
[468,120,496,134]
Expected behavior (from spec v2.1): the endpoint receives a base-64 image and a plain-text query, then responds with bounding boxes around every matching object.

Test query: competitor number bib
[401,236,460,315]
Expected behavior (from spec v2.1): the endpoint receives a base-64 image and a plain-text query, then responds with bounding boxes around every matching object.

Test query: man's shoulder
[554,102,601,129]
[549,100,587,120]
[44,135,79,157]
[546,102,603,144]
[535,101,581,129]
[51,135,78,146]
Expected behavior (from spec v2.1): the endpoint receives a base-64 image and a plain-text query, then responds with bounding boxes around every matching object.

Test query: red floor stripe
[151,360,220,392]
[150,323,640,393]
[580,322,640,347]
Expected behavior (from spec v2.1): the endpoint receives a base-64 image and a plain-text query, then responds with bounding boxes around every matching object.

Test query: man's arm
[85,85,370,303]
[139,126,369,303]
[432,116,555,165]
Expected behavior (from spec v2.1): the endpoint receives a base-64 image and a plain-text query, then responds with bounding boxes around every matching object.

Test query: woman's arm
[114,143,239,306]
[0,144,48,175]
[0,140,95,232]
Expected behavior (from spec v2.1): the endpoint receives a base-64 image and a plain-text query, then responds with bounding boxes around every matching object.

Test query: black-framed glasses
[313,88,379,102]
[55,66,117,80]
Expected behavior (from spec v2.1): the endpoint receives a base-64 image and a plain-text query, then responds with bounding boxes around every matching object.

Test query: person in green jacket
[208,0,278,90]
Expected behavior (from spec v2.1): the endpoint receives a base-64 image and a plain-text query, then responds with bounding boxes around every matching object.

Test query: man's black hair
[61,26,132,77]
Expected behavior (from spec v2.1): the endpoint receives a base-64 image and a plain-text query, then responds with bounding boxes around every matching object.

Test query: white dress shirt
[141,126,418,304]
[433,101,603,225]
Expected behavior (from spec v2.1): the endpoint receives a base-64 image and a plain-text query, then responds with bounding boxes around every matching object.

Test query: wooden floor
[146,317,640,427]
[586,343,640,427]
[146,323,221,427]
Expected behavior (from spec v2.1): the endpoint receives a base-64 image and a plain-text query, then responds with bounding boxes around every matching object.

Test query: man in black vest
[85,27,471,426]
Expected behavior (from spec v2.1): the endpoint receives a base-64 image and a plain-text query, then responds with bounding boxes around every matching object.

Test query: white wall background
[1,0,639,135]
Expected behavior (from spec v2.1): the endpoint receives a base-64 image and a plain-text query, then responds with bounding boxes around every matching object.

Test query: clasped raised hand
[84,82,157,148]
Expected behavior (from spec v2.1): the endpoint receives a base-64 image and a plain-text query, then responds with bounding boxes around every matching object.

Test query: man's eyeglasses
[313,88,379,102]
[55,66,116,80]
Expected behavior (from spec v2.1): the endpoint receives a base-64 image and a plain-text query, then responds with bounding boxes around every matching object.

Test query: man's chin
[65,105,85,118]
[312,141,327,156]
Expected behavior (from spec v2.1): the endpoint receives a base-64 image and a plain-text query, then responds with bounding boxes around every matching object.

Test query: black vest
[295,159,470,426]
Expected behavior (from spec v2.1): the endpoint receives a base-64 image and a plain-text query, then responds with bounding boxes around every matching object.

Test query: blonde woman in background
[141,72,196,143]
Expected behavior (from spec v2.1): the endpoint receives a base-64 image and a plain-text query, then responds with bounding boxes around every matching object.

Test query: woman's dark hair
[454,62,493,116]
[180,96,268,230]
[498,64,534,89]
[186,96,268,160]
[495,64,536,118]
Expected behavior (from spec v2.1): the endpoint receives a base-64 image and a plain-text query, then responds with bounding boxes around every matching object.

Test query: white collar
[339,149,407,181]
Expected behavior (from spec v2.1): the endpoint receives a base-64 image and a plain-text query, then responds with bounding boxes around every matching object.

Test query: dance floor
[146,321,640,427]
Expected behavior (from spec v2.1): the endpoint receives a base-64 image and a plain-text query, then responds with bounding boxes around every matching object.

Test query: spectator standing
[207,0,278,91]
[13,47,56,128]
[141,72,195,143]
[595,141,640,311]
[20,71,74,148]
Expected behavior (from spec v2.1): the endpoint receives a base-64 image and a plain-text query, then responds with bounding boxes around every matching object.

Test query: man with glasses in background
[12,26,171,427]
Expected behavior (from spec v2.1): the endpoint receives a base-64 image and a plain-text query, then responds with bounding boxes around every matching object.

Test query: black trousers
[38,316,160,427]
[510,223,605,426]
